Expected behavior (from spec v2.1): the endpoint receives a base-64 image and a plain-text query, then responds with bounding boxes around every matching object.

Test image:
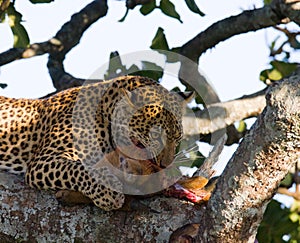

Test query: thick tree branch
[0,171,203,242]
[196,75,300,242]
[47,0,108,91]
[178,0,299,107]
[0,41,56,66]
[180,0,299,62]
[183,88,267,136]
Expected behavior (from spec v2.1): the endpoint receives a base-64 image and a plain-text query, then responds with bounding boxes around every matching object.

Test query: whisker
[175,144,199,157]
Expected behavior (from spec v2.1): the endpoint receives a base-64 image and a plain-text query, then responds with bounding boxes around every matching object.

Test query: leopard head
[111,83,194,169]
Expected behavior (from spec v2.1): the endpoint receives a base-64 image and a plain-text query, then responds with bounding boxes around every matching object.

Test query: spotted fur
[0,76,192,211]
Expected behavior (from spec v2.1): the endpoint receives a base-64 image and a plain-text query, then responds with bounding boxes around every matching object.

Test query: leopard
[0,75,193,211]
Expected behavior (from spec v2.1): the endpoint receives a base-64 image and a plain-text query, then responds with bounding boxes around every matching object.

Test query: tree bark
[0,171,203,243]
[196,75,300,242]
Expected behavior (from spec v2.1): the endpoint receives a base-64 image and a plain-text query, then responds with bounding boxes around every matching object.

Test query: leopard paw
[55,190,93,206]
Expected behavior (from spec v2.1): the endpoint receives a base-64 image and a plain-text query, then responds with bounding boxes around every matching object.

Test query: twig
[277,187,300,200]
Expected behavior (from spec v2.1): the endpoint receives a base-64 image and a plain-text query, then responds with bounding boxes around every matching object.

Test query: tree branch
[180,0,299,62]
[0,171,203,242]
[47,0,108,91]
[178,0,299,108]
[0,0,108,91]
[183,88,267,137]
[277,187,300,200]
[196,75,300,242]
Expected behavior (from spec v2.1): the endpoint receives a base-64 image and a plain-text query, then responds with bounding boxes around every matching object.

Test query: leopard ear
[176,91,195,104]
[121,88,136,108]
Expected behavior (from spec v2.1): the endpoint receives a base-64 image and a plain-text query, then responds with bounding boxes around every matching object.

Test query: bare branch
[183,88,267,136]
[277,187,300,200]
[47,0,108,91]
[275,0,300,25]
[0,42,53,66]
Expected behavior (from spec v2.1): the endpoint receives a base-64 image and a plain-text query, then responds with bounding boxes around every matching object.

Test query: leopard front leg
[25,157,125,211]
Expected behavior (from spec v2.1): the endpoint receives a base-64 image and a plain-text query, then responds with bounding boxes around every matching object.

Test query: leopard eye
[150,131,161,140]
[149,126,163,140]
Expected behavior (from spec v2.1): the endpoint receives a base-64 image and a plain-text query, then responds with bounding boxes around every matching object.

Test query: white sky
[0,0,299,196]
[0,0,271,99]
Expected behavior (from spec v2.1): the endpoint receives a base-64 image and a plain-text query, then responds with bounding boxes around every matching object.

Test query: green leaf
[7,5,30,48]
[195,93,204,104]
[280,173,294,188]
[259,69,269,83]
[184,0,205,16]
[150,29,181,63]
[260,61,297,83]
[257,200,299,243]
[236,120,247,133]
[263,0,272,4]
[119,8,129,22]
[171,86,181,92]
[190,150,205,168]
[271,60,297,77]
[150,27,170,51]
[0,83,7,89]
[104,51,127,79]
[29,0,54,3]
[140,0,156,15]
[126,64,140,75]
[159,0,182,23]
[131,61,164,81]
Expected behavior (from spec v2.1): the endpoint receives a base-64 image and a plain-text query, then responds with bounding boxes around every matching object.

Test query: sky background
[0,0,299,203]
[0,0,271,99]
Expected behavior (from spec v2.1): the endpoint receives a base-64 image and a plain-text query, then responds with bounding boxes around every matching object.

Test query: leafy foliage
[123,0,204,23]
[260,61,297,83]
[0,83,7,89]
[140,0,156,15]
[184,0,205,16]
[6,4,30,48]
[159,0,182,23]
[151,27,170,51]
[150,27,180,63]
[257,200,300,242]
[280,173,294,189]
[104,51,163,82]
[236,120,247,133]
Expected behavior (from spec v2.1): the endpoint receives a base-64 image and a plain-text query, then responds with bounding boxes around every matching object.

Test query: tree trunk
[196,75,300,242]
